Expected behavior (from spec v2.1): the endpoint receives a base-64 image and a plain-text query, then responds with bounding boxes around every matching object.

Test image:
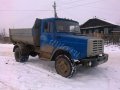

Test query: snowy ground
[0,44,120,90]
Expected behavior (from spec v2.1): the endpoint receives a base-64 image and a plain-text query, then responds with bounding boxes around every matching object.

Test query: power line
[58,0,85,6]
[58,0,104,10]
[0,0,105,12]
[84,5,120,14]
[85,6,120,15]
[59,5,120,18]
[0,9,53,12]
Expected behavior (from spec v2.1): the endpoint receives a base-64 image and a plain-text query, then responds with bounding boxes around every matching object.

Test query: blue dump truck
[9,18,108,78]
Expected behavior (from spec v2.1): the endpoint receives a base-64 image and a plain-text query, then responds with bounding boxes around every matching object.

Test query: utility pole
[53,1,58,18]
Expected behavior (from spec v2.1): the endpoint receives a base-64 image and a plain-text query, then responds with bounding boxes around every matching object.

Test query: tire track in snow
[0,80,18,90]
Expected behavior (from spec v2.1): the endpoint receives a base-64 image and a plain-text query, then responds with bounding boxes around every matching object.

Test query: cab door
[40,20,54,60]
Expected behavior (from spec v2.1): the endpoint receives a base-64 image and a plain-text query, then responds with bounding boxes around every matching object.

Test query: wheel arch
[13,45,19,52]
[13,43,24,52]
[51,49,71,61]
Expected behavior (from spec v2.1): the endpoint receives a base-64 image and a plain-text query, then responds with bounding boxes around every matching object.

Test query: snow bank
[0,44,120,90]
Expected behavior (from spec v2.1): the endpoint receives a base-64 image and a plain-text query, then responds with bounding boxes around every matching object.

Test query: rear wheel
[30,52,38,57]
[14,47,29,62]
[55,55,76,78]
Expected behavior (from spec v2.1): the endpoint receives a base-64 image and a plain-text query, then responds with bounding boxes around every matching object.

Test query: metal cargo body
[9,18,41,46]
[9,28,34,45]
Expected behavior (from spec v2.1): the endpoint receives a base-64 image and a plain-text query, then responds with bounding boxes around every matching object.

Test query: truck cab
[39,18,81,60]
[10,18,108,78]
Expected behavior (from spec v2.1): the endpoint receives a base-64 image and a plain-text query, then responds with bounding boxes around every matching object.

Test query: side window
[44,22,53,33]
[104,28,108,34]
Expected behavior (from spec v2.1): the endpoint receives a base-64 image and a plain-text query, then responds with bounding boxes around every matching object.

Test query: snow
[0,44,120,90]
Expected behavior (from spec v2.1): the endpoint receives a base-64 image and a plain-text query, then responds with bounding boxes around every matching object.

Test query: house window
[101,31,104,34]
[94,29,99,33]
[104,28,108,34]
[89,30,92,34]
[83,30,86,34]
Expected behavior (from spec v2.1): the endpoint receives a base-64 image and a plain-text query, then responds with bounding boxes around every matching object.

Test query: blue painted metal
[52,34,88,60]
[40,18,89,61]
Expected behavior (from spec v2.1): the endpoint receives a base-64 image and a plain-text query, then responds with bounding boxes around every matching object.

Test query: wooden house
[80,18,119,38]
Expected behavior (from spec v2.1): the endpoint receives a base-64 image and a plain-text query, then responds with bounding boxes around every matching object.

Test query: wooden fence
[86,33,120,45]
[102,34,120,45]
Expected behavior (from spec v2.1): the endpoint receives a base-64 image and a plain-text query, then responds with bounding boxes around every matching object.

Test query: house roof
[80,18,118,29]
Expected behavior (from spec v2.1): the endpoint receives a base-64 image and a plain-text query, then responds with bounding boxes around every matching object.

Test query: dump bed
[9,28,34,45]
[9,18,41,46]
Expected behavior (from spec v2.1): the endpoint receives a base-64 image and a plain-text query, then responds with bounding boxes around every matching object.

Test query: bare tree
[0,29,6,42]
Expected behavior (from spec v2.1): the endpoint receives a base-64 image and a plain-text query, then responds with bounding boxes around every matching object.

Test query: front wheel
[55,55,76,78]
[14,47,29,62]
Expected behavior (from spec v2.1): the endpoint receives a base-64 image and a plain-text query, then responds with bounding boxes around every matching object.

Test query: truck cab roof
[36,18,79,24]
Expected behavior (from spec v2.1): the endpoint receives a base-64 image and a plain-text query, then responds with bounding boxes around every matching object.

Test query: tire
[14,47,29,62]
[30,52,38,57]
[55,55,76,78]
[91,60,98,67]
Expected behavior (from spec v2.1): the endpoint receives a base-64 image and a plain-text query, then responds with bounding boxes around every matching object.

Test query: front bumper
[96,54,108,65]
[80,54,108,65]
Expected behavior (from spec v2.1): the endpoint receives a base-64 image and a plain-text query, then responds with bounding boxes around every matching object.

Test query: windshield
[56,20,80,33]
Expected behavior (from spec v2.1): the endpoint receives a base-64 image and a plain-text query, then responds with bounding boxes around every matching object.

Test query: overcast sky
[0,0,120,35]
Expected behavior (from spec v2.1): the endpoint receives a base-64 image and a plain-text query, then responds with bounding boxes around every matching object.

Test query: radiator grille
[92,40,103,55]
[88,39,104,56]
